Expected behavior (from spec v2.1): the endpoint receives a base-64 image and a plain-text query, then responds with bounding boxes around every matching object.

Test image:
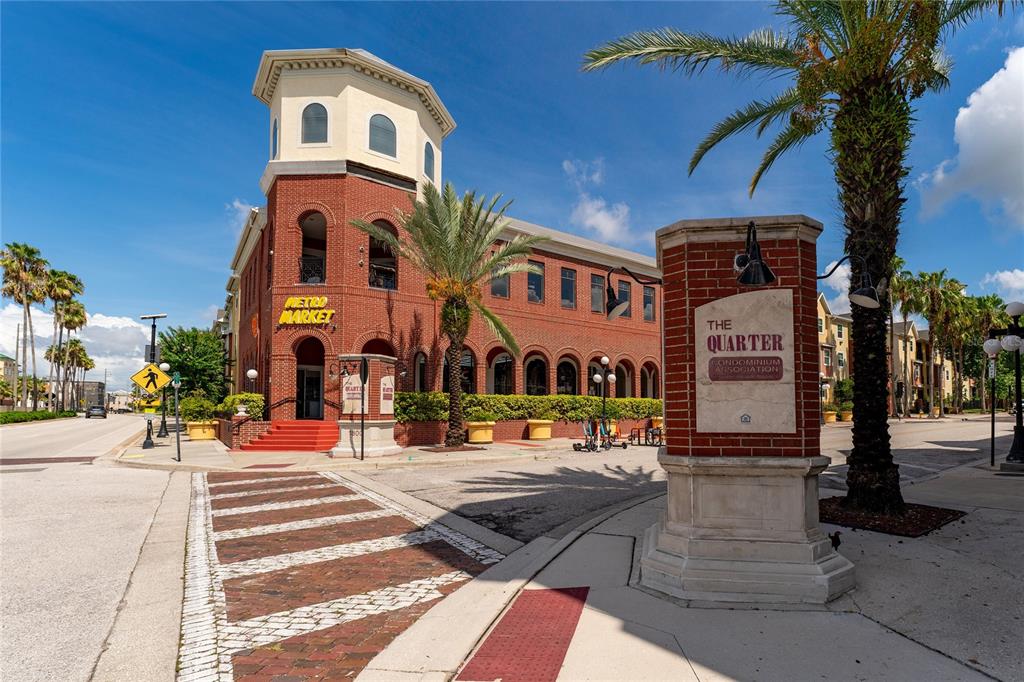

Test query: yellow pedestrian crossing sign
[131,363,171,394]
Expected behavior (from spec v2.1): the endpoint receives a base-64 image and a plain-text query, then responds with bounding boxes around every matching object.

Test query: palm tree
[582,1,1016,514]
[353,182,546,446]
[916,270,960,416]
[889,260,920,415]
[974,294,1006,409]
[44,270,84,412]
[60,301,87,410]
[1,243,48,410]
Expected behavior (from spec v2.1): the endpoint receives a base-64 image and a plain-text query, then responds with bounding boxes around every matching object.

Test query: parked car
[86,405,107,419]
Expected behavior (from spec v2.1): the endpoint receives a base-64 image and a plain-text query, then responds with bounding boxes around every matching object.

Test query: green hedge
[394,392,662,423]
[0,410,77,425]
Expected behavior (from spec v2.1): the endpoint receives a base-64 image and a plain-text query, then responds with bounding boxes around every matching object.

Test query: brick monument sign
[643,215,854,604]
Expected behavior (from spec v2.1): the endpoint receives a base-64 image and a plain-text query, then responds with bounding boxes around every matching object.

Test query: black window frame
[590,274,604,314]
[617,281,632,318]
[527,260,545,304]
[560,268,576,309]
[643,285,655,322]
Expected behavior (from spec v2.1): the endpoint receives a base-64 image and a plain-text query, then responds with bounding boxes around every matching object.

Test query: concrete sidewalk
[361,452,1023,682]
[109,433,594,472]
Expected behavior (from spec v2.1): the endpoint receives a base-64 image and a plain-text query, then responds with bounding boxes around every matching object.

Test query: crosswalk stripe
[212,494,360,517]
[211,509,396,541]
[218,570,470,652]
[217,530,440,580]
[209,482,339,500]
[207,474,325,489]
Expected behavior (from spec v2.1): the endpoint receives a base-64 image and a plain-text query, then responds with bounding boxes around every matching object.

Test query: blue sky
[2,2,1022,388]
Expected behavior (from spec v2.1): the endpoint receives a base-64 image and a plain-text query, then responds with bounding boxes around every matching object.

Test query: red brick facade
[658,217,822,458]
[236,172,662,424]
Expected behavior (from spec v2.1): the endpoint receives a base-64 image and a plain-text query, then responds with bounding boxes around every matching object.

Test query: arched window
[301,103,328,144]
[442,350,476,395]
[414,352,428,392]
[487,352,514,395]
[423,142,435,181]
[587,361,603,396]
[615,363,633,398]
[556,359,578,395]
[524,356,548,396]
[368,220,397,290]
[640,364,660,399]
[299,212,327,284]
[369,114,396,157]
[271,118,279,159]
[361,339,395,357]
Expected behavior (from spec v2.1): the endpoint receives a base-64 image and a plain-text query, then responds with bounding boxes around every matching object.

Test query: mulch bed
[819,496,966,538]
[419,445,486,453]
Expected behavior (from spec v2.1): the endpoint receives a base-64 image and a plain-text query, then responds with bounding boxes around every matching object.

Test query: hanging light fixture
[736,221,777,287]
[817,254,880,309]
[605,267,660,321]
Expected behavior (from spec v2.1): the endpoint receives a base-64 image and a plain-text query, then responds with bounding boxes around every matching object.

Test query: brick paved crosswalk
[176,471,503,681]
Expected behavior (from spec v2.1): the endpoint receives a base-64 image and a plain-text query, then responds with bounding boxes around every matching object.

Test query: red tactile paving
[222,541,487,621]
[209,484,352,510]
[211,498,382,532]
[216,515,421,564]
[457,587,590,682]
[208,471,312,483]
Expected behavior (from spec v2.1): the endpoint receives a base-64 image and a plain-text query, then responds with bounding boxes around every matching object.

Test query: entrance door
[296,366,323,419]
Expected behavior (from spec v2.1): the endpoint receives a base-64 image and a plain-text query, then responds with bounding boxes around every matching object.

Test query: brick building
[223,49,662,426]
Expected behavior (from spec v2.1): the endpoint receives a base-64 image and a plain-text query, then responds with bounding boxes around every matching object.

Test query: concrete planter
[840,411,853,422]
[823,411,838,423]
[526,419,554,440]
[466,421,495,444]
[186,421,218,440]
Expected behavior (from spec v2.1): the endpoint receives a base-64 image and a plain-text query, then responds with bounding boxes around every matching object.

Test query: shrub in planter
[839,401,854,421]
[395,392,663,424]
[465,408,498,423]
[180,397,217,440]
[217,392,265,418]
[464,408,497,444]
[822,403,839,423]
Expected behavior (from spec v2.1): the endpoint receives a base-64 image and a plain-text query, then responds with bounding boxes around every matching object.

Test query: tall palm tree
[974,294,1006,409]
[889,260,920,415]
[44,270,84,412]
[1,243,48,410]
[353,182,546,446]
[60,301,87,410]
[917,270,958,416]
[583,1,1016,514]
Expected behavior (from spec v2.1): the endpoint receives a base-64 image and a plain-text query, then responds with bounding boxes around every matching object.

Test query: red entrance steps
[240,420,339,452]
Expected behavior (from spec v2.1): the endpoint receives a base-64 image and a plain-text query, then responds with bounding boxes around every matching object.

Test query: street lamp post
[987,301,1024,471]
[592,356,617,443]
[140,313,167,450]
[246,368,258,417]
[157,362,170,437]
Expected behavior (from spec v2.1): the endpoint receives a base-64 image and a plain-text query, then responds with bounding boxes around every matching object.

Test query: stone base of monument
[640,453,855,605]
[331,419,402,458]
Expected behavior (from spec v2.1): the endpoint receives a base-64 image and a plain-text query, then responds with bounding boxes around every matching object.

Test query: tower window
[369,114,397,157]
[301,103,328,144]
[424,142,435,181]
[271,118,279,159]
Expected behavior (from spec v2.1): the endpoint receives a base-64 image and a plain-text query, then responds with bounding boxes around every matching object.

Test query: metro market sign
[278,296,336,325]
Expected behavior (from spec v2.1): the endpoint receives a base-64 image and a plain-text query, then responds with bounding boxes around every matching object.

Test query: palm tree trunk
[832,77,908,514]
[47,313,58,412]
[938,348,946,416]
[55,325,64,411]
[20,303,29,410]
[889,308,897,416]
[28,305,38,411]
[444,338,465,446]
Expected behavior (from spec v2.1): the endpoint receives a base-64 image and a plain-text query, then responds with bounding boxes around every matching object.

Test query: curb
[358,491,666,681]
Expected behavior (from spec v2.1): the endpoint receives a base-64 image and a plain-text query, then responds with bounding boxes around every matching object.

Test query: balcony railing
[299,256,324,284]
[369,263,396,290]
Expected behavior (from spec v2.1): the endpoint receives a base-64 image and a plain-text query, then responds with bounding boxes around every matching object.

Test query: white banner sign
[342,375,366,415]
[379,375,395,415]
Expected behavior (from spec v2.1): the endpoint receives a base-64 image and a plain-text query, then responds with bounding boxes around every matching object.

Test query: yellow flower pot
[526,419,554,440]
[931,407,941,417]
[840,411,853,422]
[823,411,837,424]
[186,421,217,441]
[466,421,495,444]
[651,416,664,429]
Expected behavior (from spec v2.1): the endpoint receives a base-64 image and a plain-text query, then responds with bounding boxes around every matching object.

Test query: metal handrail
[231,396,295,431]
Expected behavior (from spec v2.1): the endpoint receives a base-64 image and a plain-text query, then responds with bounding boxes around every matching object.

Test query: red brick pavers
[177,471,504,681]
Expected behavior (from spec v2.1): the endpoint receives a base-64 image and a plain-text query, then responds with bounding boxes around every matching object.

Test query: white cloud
[0,303,148,391]
[563,158,646,247]
[917,47,1024,228]
[981,268,1024,300]
[820,259,852,315]
[226,198,255,236]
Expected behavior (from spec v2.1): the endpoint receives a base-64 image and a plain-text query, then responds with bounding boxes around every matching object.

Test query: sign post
[359,357,368,461]
[131,363,172,450]
[172,372,182,462]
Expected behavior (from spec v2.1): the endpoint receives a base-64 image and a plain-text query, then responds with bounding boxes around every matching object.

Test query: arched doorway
[640,362,660,398]
[557,358,579,395]
[295,337,325,419]
[361,338,396,356]
[615,360,634,398]
[487,348,514,394]
[524,354,548,395]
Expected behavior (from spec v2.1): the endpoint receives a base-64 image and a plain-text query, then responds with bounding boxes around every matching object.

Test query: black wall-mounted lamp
[605,266,663,321]
[817,255,881,309]
[735,221,776,286]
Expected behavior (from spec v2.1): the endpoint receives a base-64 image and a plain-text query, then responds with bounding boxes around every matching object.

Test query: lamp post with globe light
[157,362,171,437]
[246,369,259,416]
[592,356,617,442]
[986,301,1024,471]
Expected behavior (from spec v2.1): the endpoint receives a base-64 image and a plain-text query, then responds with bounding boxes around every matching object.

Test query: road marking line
[211,509,396,541]
[208,482,339,500]
[217,530,441,580]
[322,472,505,565]
[207,474,323,488]
[218,571,470,652]
[211,494,361,517]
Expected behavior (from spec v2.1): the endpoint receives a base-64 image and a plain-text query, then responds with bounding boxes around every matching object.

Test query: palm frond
[777,0,848,56]
[941,0,1016,32]
[473,299,521,356]
[749,122,815,195]
[583,27,800,78]
[689,87,804,174]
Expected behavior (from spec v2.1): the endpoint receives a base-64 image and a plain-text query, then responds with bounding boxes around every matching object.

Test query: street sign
[172,371,181,389]
[131,363,172,394]
[139,397,161,409]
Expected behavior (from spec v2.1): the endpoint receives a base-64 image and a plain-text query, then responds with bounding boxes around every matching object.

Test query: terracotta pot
[823,411,838,424]
[526,419,554,440]
[840,411,853,422]
[466,421,495,444]
[186,421,217,440]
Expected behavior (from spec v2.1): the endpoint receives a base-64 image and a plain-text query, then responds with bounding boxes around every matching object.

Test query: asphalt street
[0,414,169,682]
[365,416,1010,542]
